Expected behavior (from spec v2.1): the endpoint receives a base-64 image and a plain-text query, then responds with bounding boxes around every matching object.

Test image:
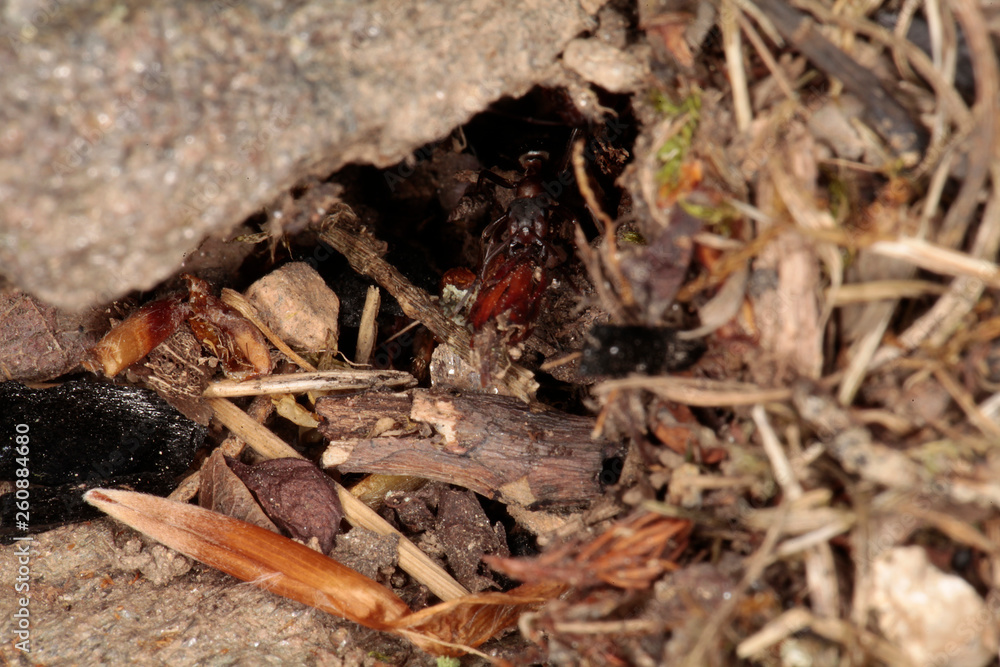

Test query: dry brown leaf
[198,449,279,534]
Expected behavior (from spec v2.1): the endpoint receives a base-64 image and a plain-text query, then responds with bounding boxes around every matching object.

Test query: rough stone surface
[0,520,410,665]
[246,261,340,353]
[0,0,592,311]
[562,37,650,93]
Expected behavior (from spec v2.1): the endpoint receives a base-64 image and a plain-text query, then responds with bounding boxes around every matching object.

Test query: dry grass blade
[204,369,416,397]
[826,280,947,305]
[722,0,752,131]
[391,582,567,656]
[207,397,304,460]
[870,167,1000,368]
[83,488,410,629]
[868,238,1000,287]
[595,376,792,406]
[355,285,380,365]
[571,137,611,233]
[336,488,470,602]
[753,405,839,617]
[737,607,912,664]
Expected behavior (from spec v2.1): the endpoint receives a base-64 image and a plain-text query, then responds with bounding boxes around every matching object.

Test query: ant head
[507,199,549,240]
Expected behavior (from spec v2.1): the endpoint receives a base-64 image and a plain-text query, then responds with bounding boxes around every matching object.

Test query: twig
[737,10,797,103]
[826,280,947,305]
[571,138,611,234]
[722,0,752,131]
[595,376,792,406]
[207,397,304,460]
[867,237,1000,287]
[932,366,1000,440]
[934,0,999,248]
[204,370,417,397]
[336,487,470,601]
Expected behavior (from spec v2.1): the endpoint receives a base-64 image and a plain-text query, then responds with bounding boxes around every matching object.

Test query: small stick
[208,397,304,460]
[571,138,611,234]
[595,376,793,407]
[336,489,469,601]
[722,0,752,131]
[204,369,416,397]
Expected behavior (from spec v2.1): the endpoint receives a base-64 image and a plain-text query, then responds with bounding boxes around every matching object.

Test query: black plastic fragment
[579,325,706,378]
[0,380,204,538]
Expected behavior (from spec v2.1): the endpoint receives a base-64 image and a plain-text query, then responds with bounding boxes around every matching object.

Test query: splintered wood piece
[312,391,414,438]
[318,219,538,402]
[318,389,605,508]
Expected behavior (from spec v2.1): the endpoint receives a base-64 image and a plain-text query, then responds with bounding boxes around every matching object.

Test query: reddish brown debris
[84,294,191,377]
[486,512,691,590]
[85,275,272,381]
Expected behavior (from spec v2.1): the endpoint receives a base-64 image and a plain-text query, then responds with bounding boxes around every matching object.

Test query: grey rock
[0,0,590,310]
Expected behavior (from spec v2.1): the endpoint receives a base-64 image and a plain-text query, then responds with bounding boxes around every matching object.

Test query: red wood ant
[467,149,576,344]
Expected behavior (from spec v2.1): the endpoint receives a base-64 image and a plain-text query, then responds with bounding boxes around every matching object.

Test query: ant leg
[476,169,518,190]
[481,223,511,271]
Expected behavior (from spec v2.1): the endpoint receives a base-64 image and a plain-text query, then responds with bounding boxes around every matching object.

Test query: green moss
[652,90,702,189]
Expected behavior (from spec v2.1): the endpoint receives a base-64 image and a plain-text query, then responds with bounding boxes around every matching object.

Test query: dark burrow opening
[245,85,643,414]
